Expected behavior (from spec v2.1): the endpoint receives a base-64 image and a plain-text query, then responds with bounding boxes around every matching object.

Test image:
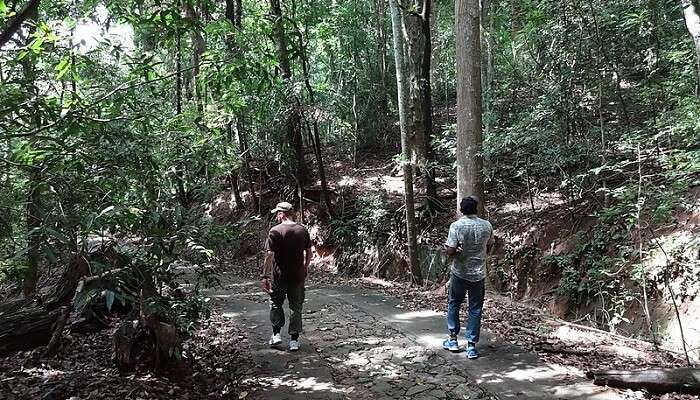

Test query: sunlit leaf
[55,55,71,79]
[105,290,115,312]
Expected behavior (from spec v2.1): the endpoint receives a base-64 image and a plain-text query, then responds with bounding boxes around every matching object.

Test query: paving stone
[427,389,447,399]
[405,384,434,396]
[370,380,394,393]
[450,383,475,399]
[442,374,467,385]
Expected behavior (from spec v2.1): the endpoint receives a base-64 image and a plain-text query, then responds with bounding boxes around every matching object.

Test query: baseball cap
[270,201,294,214]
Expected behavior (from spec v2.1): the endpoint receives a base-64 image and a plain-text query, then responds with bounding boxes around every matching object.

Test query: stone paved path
[212,279,624,400]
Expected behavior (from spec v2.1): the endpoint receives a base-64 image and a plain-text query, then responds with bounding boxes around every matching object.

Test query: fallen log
[587,368,700,395]
[0,252,124,355]
[0,305,62,355]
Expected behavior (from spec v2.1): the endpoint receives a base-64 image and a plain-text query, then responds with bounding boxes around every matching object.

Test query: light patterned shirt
[445,215,493,282]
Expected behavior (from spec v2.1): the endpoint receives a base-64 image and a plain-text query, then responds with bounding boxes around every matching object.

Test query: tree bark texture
[480,0,494,136]
[397,0,438,207]
[376,0,389,137]
[225,0,243,28]
[389,0,423,285]
[455,0,485,215]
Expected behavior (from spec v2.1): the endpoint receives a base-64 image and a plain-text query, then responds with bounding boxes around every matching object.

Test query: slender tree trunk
[429,1,438,94]
[296,17,334,217]
[225,122,244,208]
[236,118,259,213]
[175,0,182,115]
[455,0,485,215]
[184,1,206,112]
[173,0,188,209]
[390,0,423,285]
[20,9,42,298]
[419,0,438,207]
[235,0,242,26]
[480,0,494,137]
[269,0,308,185]
[352,90,359,167]
[376,0,389,138]
[226,0,243,28]
[231,173,243,207]
[681,0,700,95]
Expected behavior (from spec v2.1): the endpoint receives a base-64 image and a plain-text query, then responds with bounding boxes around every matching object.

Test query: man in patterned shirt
[442,196,493,359]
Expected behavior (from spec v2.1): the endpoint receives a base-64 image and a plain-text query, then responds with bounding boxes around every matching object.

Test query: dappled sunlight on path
[211,277,634,399]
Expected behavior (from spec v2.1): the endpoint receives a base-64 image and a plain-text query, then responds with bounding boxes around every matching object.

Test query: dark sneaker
[442,337,460,352]
[466,344,479,359]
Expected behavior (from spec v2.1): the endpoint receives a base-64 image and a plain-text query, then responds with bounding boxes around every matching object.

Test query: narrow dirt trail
[209,274,626,400]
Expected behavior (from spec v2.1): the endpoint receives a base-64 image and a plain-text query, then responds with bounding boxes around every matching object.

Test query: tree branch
[0,0,41,51]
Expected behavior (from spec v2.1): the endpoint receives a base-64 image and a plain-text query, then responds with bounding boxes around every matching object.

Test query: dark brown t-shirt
[266,222,312,284]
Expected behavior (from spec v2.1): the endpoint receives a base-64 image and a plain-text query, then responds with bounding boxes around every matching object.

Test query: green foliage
[332,191,392,247]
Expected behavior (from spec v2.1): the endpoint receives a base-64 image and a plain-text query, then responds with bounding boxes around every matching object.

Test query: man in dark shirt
[261,201,312,351]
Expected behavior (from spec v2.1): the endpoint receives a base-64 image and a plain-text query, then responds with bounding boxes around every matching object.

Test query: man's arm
[262,251,275,278]
[486,223,495,255]
[444,223,461,257]
[304,247,312,276]
[261,250,274,293]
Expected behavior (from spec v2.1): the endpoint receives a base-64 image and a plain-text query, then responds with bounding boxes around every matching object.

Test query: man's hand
[304,246,312,279]
[445,244,462,257]
[261,277,272,293]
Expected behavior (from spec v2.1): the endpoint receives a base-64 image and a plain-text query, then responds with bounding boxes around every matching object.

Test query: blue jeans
[447,274,485,344]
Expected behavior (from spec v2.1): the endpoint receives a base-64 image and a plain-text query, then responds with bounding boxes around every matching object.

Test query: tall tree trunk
[681,0,700,95]
[175,0,182,115]
[455,0,485,215]
[225,0,243,28]
[429,2,439,99]
[389,0,423,286]
[235,0,242,27]
[376,0,389,138]
[184,1,206,112]
[399,1,438,209]
[419,0,438,207]
[173,0,188,209]
[480,0,494,137]
[269,0,308,186]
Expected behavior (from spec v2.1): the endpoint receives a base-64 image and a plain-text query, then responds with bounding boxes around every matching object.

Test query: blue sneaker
[466,343,479,359]
[442,337,460,352]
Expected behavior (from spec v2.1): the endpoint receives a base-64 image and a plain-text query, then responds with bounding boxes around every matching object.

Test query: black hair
[460,196,478,215]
